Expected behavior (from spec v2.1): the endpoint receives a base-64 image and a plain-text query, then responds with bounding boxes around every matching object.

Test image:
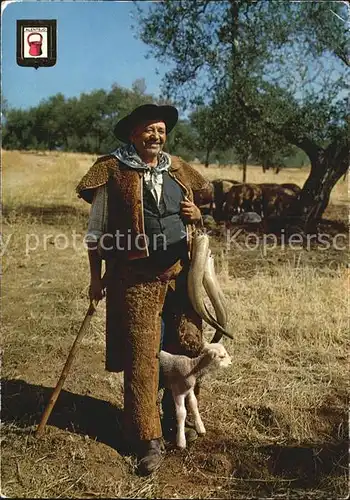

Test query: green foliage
[2,82,157,154]
[136,0,348,151]
[2,82,308,169]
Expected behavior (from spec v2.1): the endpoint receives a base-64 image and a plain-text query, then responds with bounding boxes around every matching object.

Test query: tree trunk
[242,158,247,183]
[295,141,348,227]
[204,147,210,168]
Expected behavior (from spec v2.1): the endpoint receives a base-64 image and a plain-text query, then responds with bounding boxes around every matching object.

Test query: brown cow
[194,180,214,206]
[259,182,301,197]
[249,183,263,215]
[281,183,301,195]
[260,184,297,218]
[259,182,280,189]
[223,183,263,219]
[212,179,240,220]
[195,180,215,216]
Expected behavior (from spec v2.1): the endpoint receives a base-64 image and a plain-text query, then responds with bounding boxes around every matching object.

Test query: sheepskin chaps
[105,254,203,441]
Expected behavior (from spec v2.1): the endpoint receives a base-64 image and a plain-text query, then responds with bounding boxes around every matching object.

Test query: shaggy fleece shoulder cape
[76,154,211,205]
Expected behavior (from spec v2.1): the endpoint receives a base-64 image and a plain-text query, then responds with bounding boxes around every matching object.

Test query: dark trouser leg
[161,388,177,438]
[161,266,203,356]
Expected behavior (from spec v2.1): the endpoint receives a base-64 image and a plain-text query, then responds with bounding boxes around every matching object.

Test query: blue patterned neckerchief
[111,144,171,194]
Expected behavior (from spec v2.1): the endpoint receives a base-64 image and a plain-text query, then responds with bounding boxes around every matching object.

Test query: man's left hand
[180,200,202,223]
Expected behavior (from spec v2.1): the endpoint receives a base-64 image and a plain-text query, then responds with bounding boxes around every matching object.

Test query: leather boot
[136,438,165,476]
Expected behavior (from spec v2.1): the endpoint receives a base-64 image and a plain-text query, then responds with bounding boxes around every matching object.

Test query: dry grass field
[1,150,349,499]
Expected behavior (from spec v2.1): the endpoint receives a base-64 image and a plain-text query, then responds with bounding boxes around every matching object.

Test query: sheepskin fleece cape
[76,154,211,204]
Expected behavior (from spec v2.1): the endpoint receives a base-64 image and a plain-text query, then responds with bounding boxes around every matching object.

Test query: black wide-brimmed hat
[114,103,178,143]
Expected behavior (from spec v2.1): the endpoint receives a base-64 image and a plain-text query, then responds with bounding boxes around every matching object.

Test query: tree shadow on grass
[1,378,128,455]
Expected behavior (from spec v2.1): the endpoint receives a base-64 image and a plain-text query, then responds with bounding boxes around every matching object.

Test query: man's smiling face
[130,120,167,162]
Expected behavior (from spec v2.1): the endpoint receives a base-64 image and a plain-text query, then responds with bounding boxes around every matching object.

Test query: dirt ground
[1,151,349,498]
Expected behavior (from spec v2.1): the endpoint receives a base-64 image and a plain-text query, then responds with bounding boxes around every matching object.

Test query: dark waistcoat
[143,171,186,253]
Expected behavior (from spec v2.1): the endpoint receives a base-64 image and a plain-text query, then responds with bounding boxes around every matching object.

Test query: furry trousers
[105,252,203,442]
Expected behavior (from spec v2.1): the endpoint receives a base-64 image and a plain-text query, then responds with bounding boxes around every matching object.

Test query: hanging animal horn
[188,231,233,340]
[203,250,228,343]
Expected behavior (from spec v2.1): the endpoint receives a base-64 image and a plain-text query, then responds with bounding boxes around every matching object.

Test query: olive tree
[135,0,349,225]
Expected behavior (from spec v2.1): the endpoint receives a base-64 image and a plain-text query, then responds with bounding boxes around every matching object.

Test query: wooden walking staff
[35,273,107,438]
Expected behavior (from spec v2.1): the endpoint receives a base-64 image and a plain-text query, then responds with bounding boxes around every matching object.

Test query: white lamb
[158,342,232,449]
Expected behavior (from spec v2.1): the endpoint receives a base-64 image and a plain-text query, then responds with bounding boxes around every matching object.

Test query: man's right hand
[89,277,106,302]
